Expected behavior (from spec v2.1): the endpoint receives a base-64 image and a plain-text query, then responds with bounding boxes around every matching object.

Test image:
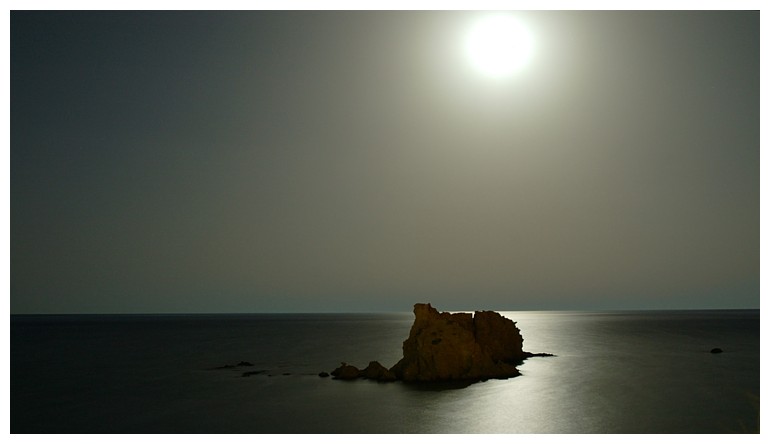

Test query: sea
[10,310,760,434]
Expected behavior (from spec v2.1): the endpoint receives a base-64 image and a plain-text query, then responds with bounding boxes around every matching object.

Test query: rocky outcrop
[330,361,397,381]
[327,303,552,383]
[362,361,397,381]
[389,303,527,382]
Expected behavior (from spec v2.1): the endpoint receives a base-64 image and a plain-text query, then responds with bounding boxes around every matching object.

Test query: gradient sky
[10,10,759,313]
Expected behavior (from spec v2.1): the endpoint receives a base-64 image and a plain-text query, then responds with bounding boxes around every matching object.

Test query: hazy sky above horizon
[11,10,759,313]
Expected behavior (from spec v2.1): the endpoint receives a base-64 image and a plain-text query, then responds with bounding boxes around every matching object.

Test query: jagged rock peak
[389,303,527,382]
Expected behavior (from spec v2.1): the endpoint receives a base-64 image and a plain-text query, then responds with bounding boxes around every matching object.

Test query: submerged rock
[214,360,255,369]
[523,352,555,358]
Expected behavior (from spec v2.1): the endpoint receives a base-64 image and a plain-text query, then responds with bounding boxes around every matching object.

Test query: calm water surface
[11,310,759,433]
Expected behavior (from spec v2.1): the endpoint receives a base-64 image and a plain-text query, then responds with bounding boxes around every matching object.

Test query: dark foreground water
[11,310,759,433]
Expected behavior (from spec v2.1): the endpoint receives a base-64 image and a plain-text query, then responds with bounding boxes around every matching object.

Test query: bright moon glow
[465,16,534,77]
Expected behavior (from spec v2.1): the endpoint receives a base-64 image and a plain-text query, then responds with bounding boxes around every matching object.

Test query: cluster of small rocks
[321,361,397,381]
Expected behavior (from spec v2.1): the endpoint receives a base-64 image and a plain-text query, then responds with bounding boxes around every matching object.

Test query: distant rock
[710,348,723,354]
[318,372,330,378]
[214,361,255,369]
[326,303,552,384]
[241,370,267,377]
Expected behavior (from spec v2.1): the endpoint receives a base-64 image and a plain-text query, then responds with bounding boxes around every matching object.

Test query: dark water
[11,310,759,433]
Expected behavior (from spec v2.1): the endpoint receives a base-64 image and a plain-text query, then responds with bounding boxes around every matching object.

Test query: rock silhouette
[390,303,526,382]
[362,361,397,381]
[329,303,552,383]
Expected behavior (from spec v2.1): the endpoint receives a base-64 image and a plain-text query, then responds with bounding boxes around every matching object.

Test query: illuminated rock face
[389,303,527,382]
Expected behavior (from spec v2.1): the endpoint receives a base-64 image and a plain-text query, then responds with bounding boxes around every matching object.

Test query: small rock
[361,361,397,382]
[710,348,723,354]
[523,352,556,358]
[331,362,361,380]
[318,372,330,378]
[242,370,266,377]
[237,361,254,367]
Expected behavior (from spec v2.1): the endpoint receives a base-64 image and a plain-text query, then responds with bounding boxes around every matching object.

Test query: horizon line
[8,307,760,316]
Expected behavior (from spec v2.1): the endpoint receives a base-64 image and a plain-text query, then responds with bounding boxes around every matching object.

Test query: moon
[464,15,534,78]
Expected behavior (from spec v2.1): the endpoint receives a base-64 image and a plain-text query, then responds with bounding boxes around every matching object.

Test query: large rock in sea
[325,303,550,383]
[389,303,527,382]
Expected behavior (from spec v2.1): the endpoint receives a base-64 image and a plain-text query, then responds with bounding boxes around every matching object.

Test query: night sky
[10,10,759,313]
